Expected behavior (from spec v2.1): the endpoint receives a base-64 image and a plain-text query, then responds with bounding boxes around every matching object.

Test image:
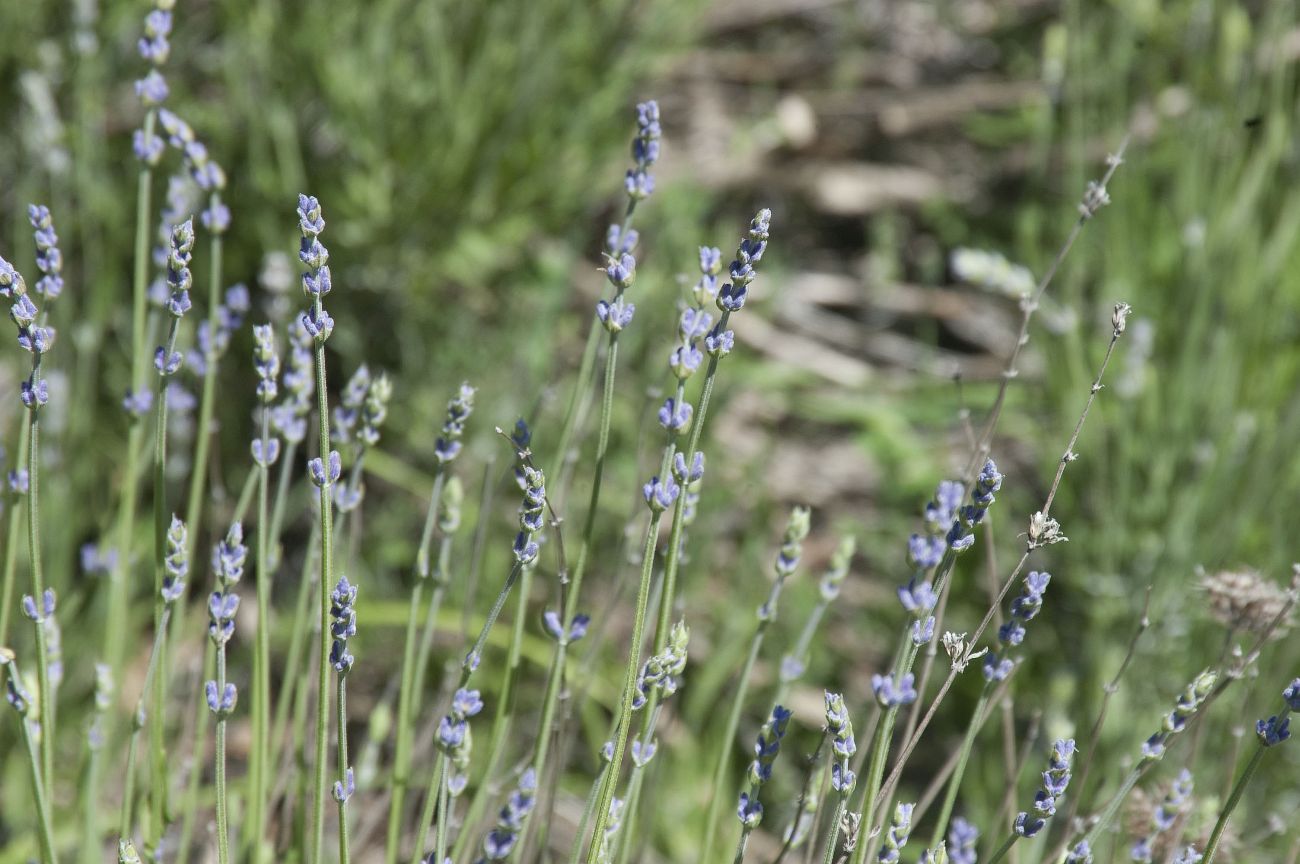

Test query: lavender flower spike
[825,691,857,793]
[27,205,63,299]
[161,515,188,604]
[877,801,915,863]
[329,576,357,674]
[948,817,978,864]
[434,382,475,463]
[1014,738,1074,838]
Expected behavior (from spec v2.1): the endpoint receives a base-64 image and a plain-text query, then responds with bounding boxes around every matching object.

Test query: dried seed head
[1112,302,1132,335]
[1200,567,1292,634]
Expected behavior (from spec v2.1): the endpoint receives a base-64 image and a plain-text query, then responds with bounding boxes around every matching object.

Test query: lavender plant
[5,29,1300,864]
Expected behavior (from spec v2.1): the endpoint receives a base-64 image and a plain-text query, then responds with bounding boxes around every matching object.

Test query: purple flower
[643,475,680,512]
[1014,738,1074,838]
[737,792,763,829]
[161,516,188,604]
[604,252,636,289]
[672,451,705,484]
[595,296,636,333]
[1283,678,1300,711]
[434,383,475,464]
[123,388,154,417]
[133,130,165,165]
[205,680,237,716]
[332,767,355,804]
[948,818,978,864]
[605,224,638,256]
[309,450,342,487]
[704,326,734,358]
[872,672,917,708]
[657,397,692,432]
[911,616,935,646]
[135,69,169,105]
[897,579,938,615]
[1257,715,1291,747]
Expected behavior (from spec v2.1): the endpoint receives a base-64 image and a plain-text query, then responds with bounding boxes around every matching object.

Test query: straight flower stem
[337,676,352,864]
[1203,744,1266,863]
[175,641,215,864]
[386,578,426,864]
[929,684,992,848]
[0,420,30,646]
[22,709,58,864]
[586,512,662,863]
[27,377,55,793]
[985,834,1017,864]
[701,619,764,863]
[819,794,848,864]
[149,319,181,850]
[552,319,603,504]
[121,605,173,847]
[568,331,619,620]
[416,560,524,864]
[454,566,530,864]
[310,296,336,864]
[249,406,274,859]
[387,467,446,864]
[215,647,231,864]
[181,196,224,564]
[568,763,609,864]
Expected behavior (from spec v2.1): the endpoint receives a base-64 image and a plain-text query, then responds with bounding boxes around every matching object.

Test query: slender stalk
[148,315,182,850]
[249,403,274,858]
[1046,588,1151,862]
[701,628,763,861]
[215,647,231,864]
[22,698,59,864]
[118,604,173,844]
[1203,744,1266,863]
[310,292,336,864]
[414,560,525,864]
[0,421,29,646]
[181,193,224,562]
[337,676,353,864]
[985,834,1018,864]
[929,683,992,847]
[819,794,848,864]
[25,356,55,792]
[175,641,215,864]
[568,763,609,864]
[568,330,619,620]
[962,140,1128,483]
[451,564,530,864]
[587,512,663,862]
[387,466,445,864]
[434,759,451,864]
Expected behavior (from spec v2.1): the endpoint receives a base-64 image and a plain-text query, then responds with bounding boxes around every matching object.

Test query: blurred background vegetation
[0,0,1298,860]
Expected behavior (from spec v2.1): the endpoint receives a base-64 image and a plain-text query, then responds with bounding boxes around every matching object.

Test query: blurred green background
[1,0,1299,860]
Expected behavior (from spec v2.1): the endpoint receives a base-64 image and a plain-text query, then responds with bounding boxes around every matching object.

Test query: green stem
[0,420,30,646]
[215,647,231,864]
[567,330,619,620]
[387,578,425,864]
[337,675,353,864]
[388,467,446,864]
[453,565,529,864]
[552,317,603,504]
[929,685,991,848]
[985,834,1017,864]
[26,360,55,795]
[1203,744,1267,863]
[22,705,59,864]
[120,605,173,846]
[310,296,335,864]
[568,763,608,864]
[182,196,223,564]
[175,642,215,864]
[586,511,662,862]
[149,318,181,849]
[819,795,848,864]
[1078,766,1144,852]
[434,759,451,864]
[249,403,273,859]
[413,752,448,864]
[701,624,763,862]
